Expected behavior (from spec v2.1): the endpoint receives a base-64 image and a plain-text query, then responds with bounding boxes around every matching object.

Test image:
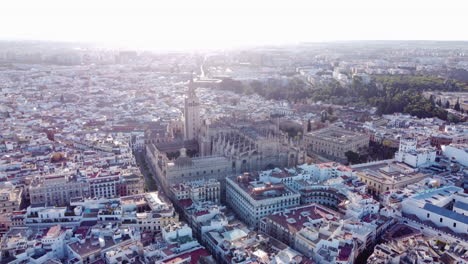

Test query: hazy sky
[2,0,467,50]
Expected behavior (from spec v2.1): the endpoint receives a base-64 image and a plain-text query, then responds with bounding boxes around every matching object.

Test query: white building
[395,137,436,168]
[441,144,468,166]
[41,225,67,258]
[226,173,301,228]
[258,162,355,187]
[88,174,120,198]
[161,222,200,253]
[130,132,145,151]
[401,186,467,235]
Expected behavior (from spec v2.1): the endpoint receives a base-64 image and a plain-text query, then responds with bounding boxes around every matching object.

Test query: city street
[134,151,158,192]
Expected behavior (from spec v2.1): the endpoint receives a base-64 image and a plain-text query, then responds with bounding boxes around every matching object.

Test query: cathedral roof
[175,147,193,167]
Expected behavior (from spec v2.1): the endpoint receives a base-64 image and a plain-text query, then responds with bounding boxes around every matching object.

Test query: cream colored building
[0,183,22,214]
[122,172,144,195]
[304,126,369,161]
[146,145,232,194]
[170,179,221,203]
[120,192,179,232]
[29,174,89,206]
[356,162,428,196]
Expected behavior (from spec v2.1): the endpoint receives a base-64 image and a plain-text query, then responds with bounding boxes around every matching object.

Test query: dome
[175,148,192,167]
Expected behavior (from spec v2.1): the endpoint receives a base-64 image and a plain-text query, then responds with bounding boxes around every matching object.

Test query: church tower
[184,79,201,140]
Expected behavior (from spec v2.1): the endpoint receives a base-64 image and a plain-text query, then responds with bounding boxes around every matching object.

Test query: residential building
[395,137,436,168]
[29,174,89,206]
[226,173,301,228]
[401,186,467,237]
[0,183,22,214]
[170,179,221,203]
[355,161,428,196]
[442,144,468,166]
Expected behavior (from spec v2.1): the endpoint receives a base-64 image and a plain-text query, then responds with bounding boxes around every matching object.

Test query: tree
[382,139,393,148]
[345,151,360,164]
[307,119,312,132]
[45,130,55,141]
[445,100,450,109]
[454,98,461,111]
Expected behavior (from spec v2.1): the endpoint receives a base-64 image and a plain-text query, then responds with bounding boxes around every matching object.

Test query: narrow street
[134,151,158,192]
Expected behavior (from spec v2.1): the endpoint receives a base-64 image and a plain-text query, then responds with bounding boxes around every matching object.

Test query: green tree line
[216,75,468,122]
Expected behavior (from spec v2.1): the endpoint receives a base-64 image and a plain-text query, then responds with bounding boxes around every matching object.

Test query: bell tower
[184,77,201,140]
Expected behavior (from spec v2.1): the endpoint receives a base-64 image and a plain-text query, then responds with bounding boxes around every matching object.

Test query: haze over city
[2,0,468,50]
[0,1,467,264]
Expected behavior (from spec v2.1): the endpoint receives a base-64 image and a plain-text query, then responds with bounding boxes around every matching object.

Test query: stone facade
[356,162,428,196]
[304,126,369,161]
[0,184,22,213]
[184,81,201,140]
[170,179,221,203]
[145,83,305,195]
[29,174,89,206]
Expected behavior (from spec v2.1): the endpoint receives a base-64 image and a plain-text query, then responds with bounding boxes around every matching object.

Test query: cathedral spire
[187,71,197,97]
[184,74,201,141]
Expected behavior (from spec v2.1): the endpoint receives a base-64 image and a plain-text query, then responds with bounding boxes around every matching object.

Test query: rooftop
[454,200,468,211]
[266,203,340,233]
[306,126,368,144]
[230,175,299,201]
[423,203,468,224]
[412,186,463,201]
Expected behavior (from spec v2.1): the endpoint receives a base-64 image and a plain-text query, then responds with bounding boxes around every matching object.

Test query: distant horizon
[1,38,468,53]
[2,0,467,51]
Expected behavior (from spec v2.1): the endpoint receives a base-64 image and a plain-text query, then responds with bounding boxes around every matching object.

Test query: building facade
[170,179,221,203]
[0,184,22,214]
[304,126,369,161]
[145,82,305,196]
[401,186,467,235]
[356,161,428,196]
[88,174,120,198]
[226,174,301,228]
[29,174,89,206]
[395,137,436,168]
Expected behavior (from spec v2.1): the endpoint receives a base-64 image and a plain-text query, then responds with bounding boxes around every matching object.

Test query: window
[440,218,443,223]
[427,213,430,218]
[453,223,456,228]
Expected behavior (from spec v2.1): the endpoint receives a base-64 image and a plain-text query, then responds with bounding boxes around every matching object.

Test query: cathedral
[145,81,305,194]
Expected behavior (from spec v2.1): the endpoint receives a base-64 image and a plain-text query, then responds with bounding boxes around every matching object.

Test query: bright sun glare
[1,0,467,50]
